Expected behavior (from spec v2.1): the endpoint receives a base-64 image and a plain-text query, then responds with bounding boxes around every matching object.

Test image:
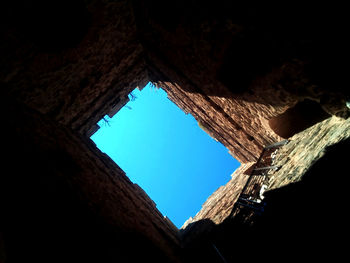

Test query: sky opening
[90,82,240,228]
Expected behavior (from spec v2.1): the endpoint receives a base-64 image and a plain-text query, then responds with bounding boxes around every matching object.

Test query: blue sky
[91,83,240,228]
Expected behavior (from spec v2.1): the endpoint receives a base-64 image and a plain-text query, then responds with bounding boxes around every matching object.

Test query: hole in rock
[268,99,330,138]
[90,82,240,228]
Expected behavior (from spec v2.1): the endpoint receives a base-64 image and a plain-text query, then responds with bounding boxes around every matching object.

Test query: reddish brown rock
[183,115,350,230]
[268,116,350,190]
[182,163,253,228]
[1,1,350,262]
[1,99,182,262]
[160,81,281,163]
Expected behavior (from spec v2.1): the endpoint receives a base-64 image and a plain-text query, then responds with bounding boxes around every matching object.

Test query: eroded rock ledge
[180,115,350,231]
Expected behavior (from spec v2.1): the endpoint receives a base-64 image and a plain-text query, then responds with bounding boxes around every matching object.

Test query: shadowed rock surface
[1,1,349,262]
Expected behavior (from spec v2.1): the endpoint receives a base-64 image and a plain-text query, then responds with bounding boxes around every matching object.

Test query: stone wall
[0,98,182,262]
[1,1,350,262]
[134,0,349,162]
[268,116,350,190]
[181,163,254,228]
[180,115,350,232]
[1,0,149,136]
[157,80,281,163]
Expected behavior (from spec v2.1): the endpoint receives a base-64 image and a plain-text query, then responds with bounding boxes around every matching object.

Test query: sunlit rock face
[1,1,349,262]
[182,115,350,226]
[181,163,254,228]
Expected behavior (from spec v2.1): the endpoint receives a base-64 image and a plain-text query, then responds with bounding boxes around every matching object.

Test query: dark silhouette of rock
[1,1,349,262]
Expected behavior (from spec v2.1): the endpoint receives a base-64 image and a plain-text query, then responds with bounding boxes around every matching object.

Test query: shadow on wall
[268,99,331,138]
[254,138,350,260]
[180,138,350,262]
[0,99,177,263]
[138,1,350,117]
[2,0,90,51]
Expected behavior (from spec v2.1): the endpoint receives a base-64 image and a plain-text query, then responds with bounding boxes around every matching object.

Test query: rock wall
[180,140,350,263]
[181,163,254,228]
[134,0,349,162]
[0,98,181,263]
[3,0,348,163]
[1,0,148,136]
[1,1,350,262]
[268,116,350,190]
[159,82,278,163]
[181,115,350,231]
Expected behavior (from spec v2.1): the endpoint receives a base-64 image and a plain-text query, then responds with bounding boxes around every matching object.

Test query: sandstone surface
[1,1,350,262]
[182,163,253,228]
[181,115,350,228]
[268,116,350,189]
[1,99,181,262]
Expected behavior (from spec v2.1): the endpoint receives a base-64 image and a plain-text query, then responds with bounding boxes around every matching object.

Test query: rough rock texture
[179,119,350,263]
[181,115,350,237]
[181,142,350,263]
[1,0,148,136]
[1,1,350,262]
[182,163,253,228]
[268,99,331,138]
[158,81,280,163]
[3,1,348,163]
[1,98,181,262]
[134,0,350,162]
[268,116,350,190]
